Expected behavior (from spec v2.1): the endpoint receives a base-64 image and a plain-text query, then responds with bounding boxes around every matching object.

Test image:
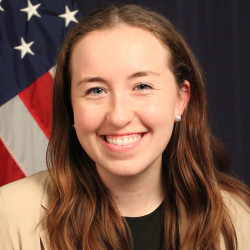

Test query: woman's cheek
[140,100,175,127]
[74,105,103,131]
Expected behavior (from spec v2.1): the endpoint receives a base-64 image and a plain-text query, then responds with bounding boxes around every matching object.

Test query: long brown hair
[46,5,249,249]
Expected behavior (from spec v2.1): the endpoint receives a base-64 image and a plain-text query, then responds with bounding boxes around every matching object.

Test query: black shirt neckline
[124,201,164,221]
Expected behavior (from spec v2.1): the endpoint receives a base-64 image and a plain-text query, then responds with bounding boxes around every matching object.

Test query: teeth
[106,134,142,146]
[117,138,122,146]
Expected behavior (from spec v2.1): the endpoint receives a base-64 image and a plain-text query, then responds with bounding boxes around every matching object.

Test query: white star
[14,37,35,59]
[20,0,41,21]
[0,0,4,12]
[59,5,78,27]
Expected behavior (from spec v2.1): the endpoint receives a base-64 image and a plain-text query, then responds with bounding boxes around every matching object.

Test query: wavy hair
[46,4,249,249]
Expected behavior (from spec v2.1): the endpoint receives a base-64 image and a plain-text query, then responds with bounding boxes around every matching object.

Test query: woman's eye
[86,87,104,95]
[134,83,152,91]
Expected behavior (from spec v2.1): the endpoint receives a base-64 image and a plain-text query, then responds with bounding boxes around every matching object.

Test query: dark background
[75,0,250,186]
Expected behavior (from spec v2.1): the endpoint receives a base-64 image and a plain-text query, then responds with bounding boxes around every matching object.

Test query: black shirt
[125,202,164,250]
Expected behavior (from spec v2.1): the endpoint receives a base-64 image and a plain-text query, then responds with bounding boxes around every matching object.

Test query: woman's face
[71,25,189,180]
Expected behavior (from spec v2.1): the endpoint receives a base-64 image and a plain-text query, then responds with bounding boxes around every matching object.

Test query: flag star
[20,0,41,21]
[14,37,35,59]
[59,5,78,27]
[0,0,4,12]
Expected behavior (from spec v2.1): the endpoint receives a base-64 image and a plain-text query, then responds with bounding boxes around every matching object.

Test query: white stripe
[0,95,48,176]
[49,65,56,78]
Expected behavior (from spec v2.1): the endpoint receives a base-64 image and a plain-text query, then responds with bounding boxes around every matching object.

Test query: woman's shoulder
[0,170,50,204]
[0,170,50,218]
[221,189,249,217]
[221,190,250,249]
[0,171,51,250]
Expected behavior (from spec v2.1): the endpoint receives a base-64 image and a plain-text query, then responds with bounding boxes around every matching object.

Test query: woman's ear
[175,80,190,117]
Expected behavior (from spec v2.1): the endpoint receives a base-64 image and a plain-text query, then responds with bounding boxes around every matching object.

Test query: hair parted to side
[46,4,249,250]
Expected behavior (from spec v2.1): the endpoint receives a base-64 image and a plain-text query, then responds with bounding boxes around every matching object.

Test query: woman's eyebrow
[127,70,160,79]
[76,71,160,87]
[76,76,107,87]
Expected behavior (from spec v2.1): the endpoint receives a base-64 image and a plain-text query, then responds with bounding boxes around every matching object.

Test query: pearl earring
[72,124,75,129]
[175,115,181,122]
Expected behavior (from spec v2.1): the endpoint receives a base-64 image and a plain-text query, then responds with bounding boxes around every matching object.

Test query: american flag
[0,0,82,186]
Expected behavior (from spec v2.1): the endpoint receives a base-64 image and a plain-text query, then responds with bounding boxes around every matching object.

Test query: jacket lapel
[40,229,50,250]
[40,176,51,249]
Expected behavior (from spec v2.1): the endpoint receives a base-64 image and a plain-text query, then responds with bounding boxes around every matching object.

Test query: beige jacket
[0,171,249,250]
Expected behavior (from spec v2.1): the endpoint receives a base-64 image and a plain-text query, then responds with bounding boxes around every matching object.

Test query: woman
[0,4,249,250]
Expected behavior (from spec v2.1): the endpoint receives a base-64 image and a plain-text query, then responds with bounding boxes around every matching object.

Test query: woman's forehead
[70,25,171,71]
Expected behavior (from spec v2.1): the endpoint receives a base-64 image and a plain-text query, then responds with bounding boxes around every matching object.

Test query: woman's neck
[97,161,165,217]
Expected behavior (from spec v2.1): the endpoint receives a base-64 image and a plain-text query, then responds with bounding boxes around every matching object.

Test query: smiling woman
[0,4,249,250]
[70,25,188,181]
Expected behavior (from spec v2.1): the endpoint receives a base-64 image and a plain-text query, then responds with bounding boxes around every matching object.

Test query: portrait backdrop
[0,0,249,186]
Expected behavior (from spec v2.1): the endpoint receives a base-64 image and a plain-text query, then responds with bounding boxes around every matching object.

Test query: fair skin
[71,25,190,217]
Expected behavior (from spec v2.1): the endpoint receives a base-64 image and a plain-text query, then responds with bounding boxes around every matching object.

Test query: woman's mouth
[103,133,144,146]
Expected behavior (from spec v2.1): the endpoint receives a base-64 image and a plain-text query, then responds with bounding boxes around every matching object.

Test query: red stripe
[0,139,25,187]
[19,72,53,139]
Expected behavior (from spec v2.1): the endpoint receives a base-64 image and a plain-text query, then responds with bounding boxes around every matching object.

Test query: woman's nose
[106,92,134,128]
